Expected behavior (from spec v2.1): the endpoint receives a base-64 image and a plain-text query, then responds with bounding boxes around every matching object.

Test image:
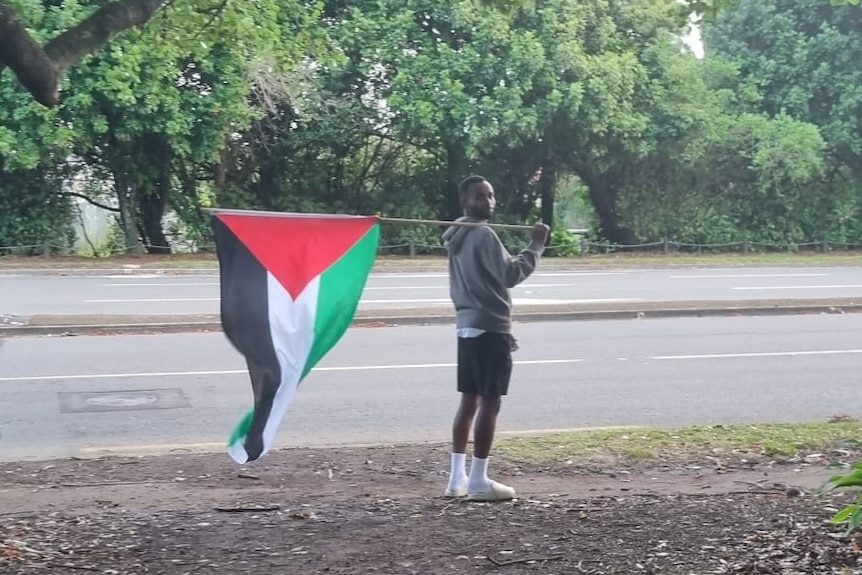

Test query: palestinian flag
[212,210,380,464]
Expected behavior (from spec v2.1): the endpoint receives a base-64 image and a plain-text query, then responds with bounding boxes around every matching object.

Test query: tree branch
[191,0,229,40]
[60,191,121,213]
[0,1,59,106]
[0,0,167,107]
[44,0,168,72]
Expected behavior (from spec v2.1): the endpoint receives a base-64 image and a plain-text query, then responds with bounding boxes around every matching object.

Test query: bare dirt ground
[2,443,862,574]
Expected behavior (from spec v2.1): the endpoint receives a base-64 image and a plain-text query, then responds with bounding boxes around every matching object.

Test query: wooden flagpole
[377,216,534,232]
[204,207,536,232]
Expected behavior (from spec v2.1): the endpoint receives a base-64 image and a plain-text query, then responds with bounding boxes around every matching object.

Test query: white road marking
[0,368,247,381]
[368,272,626,279]
[360,298,641,305]
[526,272,627,277]
[671,273,830,279]
[364,283,580,290]
[355,298,452,304]
[85,298,220,303]
[0,359,584,383]
[732,284,862,290]
[651,349,862,360]
[102,282,582,290]
[103,282,219,287]
[85,297,641,305]
[100,274,175,279]
[366,273,449,279]
[94,272,621,280]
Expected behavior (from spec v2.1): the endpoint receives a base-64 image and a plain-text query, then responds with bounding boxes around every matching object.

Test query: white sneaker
[444,485,468,498]
[466,480,516,501]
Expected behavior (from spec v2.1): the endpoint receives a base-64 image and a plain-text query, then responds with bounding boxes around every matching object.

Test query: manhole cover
[86,394,159,408]
[58,388,190,413]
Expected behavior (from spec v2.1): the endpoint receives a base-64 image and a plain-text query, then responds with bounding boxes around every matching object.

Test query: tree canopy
[2,0,862,254]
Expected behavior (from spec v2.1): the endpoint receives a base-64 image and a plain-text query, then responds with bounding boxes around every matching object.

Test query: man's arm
[480,224,549,288]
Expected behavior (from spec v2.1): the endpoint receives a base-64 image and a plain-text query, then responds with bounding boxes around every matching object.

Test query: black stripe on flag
[213,216,280,461]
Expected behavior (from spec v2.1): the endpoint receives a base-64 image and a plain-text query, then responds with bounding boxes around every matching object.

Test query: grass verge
[497,419,862,464]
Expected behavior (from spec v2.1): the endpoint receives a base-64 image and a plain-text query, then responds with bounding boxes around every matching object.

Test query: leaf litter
[2,442,862,574]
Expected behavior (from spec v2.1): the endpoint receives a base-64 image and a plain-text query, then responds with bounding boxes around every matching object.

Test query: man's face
[463,181,496,220]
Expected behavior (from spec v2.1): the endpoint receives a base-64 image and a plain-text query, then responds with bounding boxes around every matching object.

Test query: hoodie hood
[442,216,486,255]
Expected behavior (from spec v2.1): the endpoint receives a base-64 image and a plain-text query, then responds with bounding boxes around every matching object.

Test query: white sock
[447,452,468,489]
[468,456,491,492]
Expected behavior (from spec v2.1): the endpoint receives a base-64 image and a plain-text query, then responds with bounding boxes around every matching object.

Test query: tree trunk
[139,189,170,254]
[444,143,466,219]
[255,162,281,210]
[139,147,172,254]
[214,144,228,191]
[506,172,533,221]
[538,163,556,229]
[582,172,633,245]
[113,170,144,255]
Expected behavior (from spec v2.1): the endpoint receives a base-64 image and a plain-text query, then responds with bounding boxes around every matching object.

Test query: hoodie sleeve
[479,229,545,288]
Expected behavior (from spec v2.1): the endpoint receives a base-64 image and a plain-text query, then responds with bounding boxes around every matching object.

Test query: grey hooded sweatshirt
[442,216,545,334]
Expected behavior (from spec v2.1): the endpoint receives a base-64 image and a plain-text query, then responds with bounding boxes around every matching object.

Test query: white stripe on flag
[226,272,319,464]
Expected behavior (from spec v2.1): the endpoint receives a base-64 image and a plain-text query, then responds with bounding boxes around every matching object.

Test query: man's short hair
[458,175,487,202]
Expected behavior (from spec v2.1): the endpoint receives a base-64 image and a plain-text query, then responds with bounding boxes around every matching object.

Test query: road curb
[1,301,859,337]
[0,268,220,277]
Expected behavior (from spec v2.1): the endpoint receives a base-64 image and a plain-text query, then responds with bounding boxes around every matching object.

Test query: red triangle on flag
[217,212,379,300]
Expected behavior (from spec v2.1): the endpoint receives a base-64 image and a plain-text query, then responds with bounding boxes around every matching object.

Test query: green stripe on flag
[228,409,254,448]
[302,223,380,377]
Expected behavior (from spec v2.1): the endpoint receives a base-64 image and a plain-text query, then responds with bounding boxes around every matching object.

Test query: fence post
[820,239,828,253]
[662,237,669,255]
[408,241,416,258]
[742,239,750,254]
[42,240,50,259]
[579,238,588,257]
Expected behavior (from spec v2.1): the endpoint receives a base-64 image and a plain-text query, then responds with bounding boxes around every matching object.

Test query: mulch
[2,443,861,574]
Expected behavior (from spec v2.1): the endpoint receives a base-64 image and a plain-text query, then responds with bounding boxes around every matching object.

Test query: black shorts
[457,332,513,397]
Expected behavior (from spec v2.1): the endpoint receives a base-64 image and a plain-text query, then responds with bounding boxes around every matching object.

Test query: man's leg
[446,393,478,497]
[466,333,514,500]
[453,393,479,454]
[447,335,480,497]
[472,395,501,459]
[467,395,502,494]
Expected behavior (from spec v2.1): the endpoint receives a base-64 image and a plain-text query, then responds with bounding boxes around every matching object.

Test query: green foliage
[685,0,862,247]
[547,228,580,256]
[1,0,328,253]
[59,0,298,252]
[0,167,74,253]
[818,463,862,535]
[693,113,827,245]
[686,0,858,25]
[705,0,862,175]
[5,0,862,253]
[554,176,596,235]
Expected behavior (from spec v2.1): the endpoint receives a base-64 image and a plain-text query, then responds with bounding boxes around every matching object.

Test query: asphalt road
[1,314,860,462]
[3,266,862,317]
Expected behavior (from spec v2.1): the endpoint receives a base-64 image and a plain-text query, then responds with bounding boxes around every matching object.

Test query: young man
[441,174,549,501]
